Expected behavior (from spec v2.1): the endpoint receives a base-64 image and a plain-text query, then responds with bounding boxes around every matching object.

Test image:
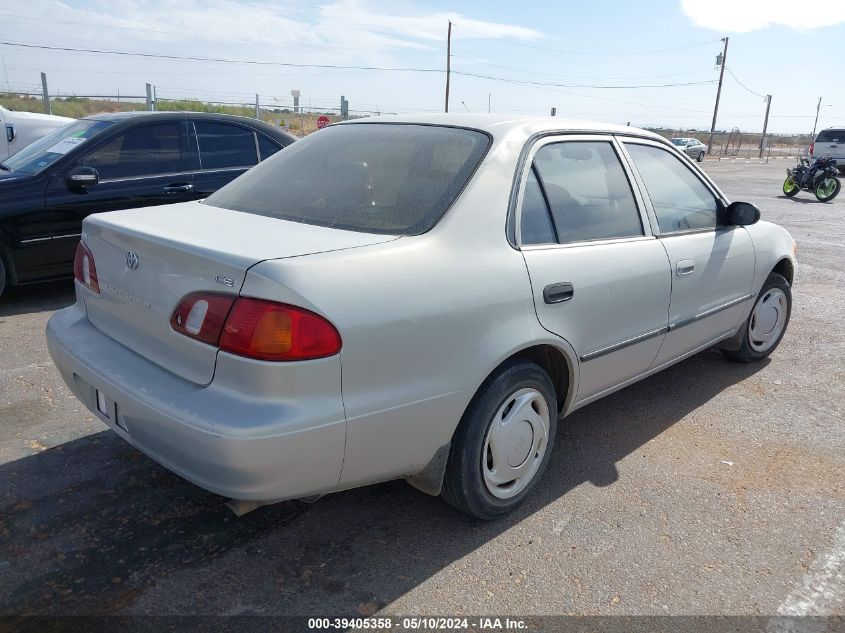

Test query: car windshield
[670,139,687,146]
[204,123,491,235]
[2,119,114,175]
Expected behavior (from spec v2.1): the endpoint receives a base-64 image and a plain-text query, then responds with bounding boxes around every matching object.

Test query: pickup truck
[809,128,845,174]
[0,106,74,161]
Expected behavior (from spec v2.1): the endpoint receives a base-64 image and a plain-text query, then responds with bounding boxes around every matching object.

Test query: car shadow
[774,195,832,204]
[0,280,75,318]
[0,349,769,616]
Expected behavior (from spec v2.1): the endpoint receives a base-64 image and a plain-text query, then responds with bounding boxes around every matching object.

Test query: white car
[0,105,73,160]
[46,115,796,520]
[809,128,845,174]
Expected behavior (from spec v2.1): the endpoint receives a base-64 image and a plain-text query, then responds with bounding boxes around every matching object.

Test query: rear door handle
[676,260,695,276]
[543,283,574,304]
[164,183,194,194]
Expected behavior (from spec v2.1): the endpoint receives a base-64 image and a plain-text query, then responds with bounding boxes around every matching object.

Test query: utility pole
[145,83,153,111]
[40,72,51,115]
[811,96,822,138]
[707,36,729,155]
[550,107,556,117]
[488,93,491,113]
[255,94,260,120]
[444,20,451,113]
[758,95,772,158]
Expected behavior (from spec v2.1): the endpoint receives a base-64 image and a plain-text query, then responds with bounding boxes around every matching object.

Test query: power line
[450,54,717,81]
[0,40,445,73]
[725,67,766,98]
[452,69,717,89]
[0,40,719,90]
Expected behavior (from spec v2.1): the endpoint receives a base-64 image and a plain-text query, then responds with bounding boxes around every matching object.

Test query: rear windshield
[815,129,844,143]
[3,119,114,175]
[204,123,491,235]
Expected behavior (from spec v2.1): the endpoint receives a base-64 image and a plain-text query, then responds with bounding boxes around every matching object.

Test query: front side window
[79,122,185,180]
[3,119,113,175]
[205,123,490,235]
[625,143,719,233]
[527,141,643,244]
[195,122,257,170]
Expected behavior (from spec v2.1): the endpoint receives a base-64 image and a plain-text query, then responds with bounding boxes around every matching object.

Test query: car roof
[339,113,667,143]
[82,110,296,142]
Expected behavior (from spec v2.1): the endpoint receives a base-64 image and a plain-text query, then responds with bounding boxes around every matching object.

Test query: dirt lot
[0,159,843,620]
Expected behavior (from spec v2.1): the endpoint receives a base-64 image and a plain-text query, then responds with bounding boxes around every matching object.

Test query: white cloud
[681,0,845,32]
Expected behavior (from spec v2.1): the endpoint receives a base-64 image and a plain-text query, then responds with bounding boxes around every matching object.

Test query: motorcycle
[783,155,840,202]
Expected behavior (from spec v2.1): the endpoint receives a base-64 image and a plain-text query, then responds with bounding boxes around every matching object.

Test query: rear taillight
[809,142,814,156]
[73,242,99,294]
[170,293,236,346]
[170,294,341,361]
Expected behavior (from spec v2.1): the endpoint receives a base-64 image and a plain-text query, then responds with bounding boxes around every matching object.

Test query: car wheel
[441,361,557,520]
[722,273,791,363]
[0,256,6,299]
[697,151,705,162]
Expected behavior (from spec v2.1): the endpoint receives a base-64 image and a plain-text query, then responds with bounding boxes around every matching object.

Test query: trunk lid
[81,201,396,385]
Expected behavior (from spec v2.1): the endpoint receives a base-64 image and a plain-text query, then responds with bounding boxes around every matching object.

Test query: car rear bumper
[46,299,347,502]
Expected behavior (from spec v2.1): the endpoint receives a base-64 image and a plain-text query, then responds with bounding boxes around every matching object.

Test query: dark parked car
[0,111,295,297]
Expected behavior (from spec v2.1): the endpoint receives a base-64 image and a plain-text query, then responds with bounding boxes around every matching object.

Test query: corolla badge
[125,251,140,271]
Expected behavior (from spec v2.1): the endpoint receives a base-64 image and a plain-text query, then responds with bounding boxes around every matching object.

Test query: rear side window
[520,167,556,245]
[257,134,282,160]
[205,124,490,235]
[195,122,257,170]
[80,122,185,180]
[816,129,844,143]
[526,141,643,244]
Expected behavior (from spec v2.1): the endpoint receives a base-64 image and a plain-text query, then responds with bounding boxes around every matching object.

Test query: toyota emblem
[125,251,140,271]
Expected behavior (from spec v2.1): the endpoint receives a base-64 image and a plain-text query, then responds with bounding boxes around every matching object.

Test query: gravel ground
[0,159,843,620]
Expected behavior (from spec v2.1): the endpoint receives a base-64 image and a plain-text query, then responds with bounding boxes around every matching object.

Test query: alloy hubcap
[818,179,836,197]
[749,288,788,352]
[482,388,550,499]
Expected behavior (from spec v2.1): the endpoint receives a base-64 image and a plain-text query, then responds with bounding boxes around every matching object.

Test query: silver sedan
[47,115,796,520]
[671,137,708,161]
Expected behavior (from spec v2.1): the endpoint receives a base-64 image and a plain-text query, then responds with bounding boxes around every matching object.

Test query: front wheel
[814,176,841,202]
[697,151,705,162]
[441,361,557,520]
[783,177,800,197]
[722,272,791,363]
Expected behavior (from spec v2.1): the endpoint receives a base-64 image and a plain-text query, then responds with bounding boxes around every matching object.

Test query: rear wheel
[697,151,705,162]
[722,272,791,363]
[0,257,6,299]
[783,177,800,197]
[814,176,841,202]
[442,361,557,520]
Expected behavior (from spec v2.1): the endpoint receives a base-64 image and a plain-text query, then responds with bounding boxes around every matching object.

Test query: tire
[722,272,791,363]
[697,151,705,162]
[0,256,6,300]
[783,177,800,197]
[441,361,558,520]
[814,176,841,202]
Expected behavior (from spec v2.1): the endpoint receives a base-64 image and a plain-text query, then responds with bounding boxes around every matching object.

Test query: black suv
[0,111,295,297]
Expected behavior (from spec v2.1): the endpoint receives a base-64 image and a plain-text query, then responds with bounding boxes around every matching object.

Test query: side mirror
[725,201,760,226]
[66,166,99,189]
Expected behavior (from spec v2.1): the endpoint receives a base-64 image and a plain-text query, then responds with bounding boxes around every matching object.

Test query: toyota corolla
[46,115,796,520]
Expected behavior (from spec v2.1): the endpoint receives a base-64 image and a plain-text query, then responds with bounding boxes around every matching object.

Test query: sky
[1,0,844,134]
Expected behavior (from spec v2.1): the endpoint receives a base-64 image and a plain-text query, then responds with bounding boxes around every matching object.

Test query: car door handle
[543,283,574,304]
[676,260,695,276]
[164,183,194,194]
